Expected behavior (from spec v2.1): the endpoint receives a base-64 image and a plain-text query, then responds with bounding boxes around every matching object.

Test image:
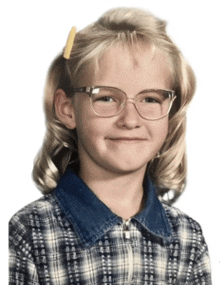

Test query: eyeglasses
[71,86,176,120]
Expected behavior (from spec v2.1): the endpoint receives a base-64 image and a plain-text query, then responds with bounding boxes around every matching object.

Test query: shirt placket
[122,219,134,284]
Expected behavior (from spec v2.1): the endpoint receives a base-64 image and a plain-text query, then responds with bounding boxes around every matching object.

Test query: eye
[91,87,125,105]
[96,96,115,102]
[139,91,164,104]
[142,97,160,103]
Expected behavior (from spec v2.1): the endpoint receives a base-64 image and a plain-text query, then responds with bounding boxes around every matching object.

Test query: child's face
[72,44,171,175]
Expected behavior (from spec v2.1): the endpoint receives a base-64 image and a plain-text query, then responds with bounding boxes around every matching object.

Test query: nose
[116,99,141,129]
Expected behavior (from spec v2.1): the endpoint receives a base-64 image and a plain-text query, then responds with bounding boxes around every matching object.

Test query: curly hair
[32,7,196,204]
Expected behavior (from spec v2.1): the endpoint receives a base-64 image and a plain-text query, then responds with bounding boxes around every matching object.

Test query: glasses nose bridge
[121,97,140,116]
[125,97,137,106]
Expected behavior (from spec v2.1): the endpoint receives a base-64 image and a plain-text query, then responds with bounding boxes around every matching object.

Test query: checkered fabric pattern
[9,193,212,284]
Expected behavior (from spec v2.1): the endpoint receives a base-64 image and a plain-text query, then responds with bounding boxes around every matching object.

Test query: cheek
[73,96,114,142]
[77,119,100,143]
[148,118,169,144]
[74,102,106,149]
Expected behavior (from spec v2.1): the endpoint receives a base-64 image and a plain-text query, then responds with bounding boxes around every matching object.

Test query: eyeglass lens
[91,87,172,120]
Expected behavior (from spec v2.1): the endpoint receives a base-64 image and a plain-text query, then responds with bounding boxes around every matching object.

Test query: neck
[79,164,147,220]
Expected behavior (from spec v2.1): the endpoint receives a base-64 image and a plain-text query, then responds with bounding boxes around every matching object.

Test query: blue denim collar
[54,168,173,248]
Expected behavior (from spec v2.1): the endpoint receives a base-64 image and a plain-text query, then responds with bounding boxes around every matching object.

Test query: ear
[54,89,76,129]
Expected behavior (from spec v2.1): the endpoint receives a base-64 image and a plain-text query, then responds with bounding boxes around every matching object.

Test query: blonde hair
[32,7,196,204]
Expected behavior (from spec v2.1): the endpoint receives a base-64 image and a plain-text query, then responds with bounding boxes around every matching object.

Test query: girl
[9,7,212,284]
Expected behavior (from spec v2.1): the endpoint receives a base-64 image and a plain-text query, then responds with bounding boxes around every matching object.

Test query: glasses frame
[70,86,176,121]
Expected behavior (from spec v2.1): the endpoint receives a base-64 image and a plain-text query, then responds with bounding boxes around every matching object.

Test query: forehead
[78,43,173,90]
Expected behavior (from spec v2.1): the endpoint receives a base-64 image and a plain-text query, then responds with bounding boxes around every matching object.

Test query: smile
[108,137,147,143]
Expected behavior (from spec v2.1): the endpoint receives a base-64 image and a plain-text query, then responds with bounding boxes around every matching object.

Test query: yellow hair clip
[63,26,77,59]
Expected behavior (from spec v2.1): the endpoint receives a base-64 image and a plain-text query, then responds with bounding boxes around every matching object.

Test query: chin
[102,158,149,175]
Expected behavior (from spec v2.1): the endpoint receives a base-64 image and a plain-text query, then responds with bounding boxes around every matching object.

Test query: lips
[111,137,146,140]
[108,137,147,143]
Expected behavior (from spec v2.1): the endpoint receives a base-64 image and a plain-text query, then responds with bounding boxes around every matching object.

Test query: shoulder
[162,202,203,234]
[9,194,60,248]
[162,203,212,283]
[162,203,208,252]
[9,194,57,225]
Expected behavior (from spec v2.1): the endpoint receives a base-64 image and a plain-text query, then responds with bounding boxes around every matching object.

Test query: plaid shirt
[9,169,212,284]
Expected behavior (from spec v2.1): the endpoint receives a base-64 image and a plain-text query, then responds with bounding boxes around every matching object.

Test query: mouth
[108,137,147,143]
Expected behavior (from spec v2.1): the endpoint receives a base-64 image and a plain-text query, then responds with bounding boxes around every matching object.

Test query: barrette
[63,26,77,59]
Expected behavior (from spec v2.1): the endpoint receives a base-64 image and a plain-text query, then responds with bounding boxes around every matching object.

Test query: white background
[1,0,220,283]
